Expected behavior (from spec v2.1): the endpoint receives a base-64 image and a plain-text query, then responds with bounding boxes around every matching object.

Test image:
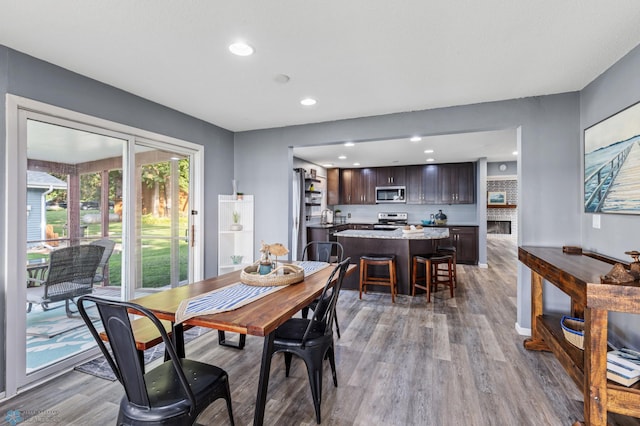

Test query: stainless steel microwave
[375,186,406,203]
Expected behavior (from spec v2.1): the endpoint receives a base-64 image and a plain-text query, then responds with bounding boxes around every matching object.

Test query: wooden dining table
[130,262,356,426]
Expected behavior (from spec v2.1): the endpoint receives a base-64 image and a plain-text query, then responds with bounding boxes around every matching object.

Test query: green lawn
[37,209,188,288]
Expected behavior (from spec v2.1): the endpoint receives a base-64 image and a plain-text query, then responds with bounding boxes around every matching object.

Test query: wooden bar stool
[359,254,397,303]
[412,253,455,302]
[436,245,457,287]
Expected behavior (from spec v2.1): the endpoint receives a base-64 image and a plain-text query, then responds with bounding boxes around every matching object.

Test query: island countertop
[334,227,450,240]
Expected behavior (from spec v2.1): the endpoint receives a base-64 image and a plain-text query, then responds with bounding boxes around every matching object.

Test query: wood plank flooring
[2,239,640,425]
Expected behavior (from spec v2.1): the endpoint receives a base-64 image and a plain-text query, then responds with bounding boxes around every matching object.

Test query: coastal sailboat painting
[584,101,640,214]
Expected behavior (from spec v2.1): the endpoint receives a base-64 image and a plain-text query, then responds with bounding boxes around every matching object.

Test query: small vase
[230,223,243,231]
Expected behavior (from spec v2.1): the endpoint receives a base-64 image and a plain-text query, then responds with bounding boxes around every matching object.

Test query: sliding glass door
[5,98,203,394]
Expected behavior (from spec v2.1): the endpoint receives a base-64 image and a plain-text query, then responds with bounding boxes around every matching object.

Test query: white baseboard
[515,322,531,336]
[478,263,488,269]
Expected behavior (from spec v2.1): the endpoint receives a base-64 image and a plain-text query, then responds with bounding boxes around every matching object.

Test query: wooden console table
[519,246,640,426]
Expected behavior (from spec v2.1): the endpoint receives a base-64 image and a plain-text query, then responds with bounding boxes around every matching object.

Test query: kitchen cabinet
[436,162,475,204]
[218,194,254,274]
[327,168,340,205]
[406,164,438,204]
[340,168,376,204]
[438,226,478,264]
[376,166,406,186]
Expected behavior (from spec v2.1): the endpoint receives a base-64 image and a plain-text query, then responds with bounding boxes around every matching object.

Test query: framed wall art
[584,101,640,213]
[487,191,507,205]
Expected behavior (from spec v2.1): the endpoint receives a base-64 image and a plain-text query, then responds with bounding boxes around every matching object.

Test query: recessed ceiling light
[228,42,254,56]
[338,155,347,160]
[322,163,333,167]
[353,162,360,166]
[410,136,422,142]
[300,98,317,106]
[344,142,355,147]
[424,149,434,154]
[512,151,518,156]
[426,158,435,162]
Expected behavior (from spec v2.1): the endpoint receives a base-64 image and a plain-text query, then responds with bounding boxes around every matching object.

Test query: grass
[33,209,189,288]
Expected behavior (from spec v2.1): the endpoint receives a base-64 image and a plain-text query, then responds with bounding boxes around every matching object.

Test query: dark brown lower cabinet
[437,226,478,265]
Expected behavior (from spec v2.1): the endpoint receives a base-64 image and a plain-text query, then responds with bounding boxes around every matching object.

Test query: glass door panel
[135,144,190,291]
[25,119,126,377]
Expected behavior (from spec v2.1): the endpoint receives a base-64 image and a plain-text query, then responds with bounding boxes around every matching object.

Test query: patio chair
[77,295,234,426]
[26,245,104,317]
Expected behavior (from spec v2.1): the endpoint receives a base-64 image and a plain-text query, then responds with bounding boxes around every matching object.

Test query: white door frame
[4,94,204,397]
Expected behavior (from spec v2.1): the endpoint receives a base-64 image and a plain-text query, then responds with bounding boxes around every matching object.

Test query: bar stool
[359,254,397,303]
[412,253,455,302]
[436,245,457,287]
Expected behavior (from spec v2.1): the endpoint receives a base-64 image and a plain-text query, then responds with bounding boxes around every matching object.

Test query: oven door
[375,186,406,203]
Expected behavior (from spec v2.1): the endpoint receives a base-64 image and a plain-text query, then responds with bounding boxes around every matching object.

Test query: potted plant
[230,211,243,231]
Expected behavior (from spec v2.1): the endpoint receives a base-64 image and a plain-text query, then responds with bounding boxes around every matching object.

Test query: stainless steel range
[373,212,408,230]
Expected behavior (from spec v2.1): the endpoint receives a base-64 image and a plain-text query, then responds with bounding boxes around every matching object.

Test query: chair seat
[274,318,328,347]
[361,254,396,262]
[26,282,92,304]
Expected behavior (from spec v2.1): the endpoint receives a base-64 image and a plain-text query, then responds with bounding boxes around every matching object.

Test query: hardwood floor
[2,239,640,425]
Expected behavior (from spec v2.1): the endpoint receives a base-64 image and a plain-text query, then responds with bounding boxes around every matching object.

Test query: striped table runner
[175,261,330,323]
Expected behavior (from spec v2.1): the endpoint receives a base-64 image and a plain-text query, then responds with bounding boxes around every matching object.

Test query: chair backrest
[77,295,197,413]
[302,241,344,263]
[303,257,350,343]
[89,238,116,272]
[44,245,104,299]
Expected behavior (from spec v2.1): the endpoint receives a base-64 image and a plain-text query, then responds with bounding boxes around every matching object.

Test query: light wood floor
[3,239,640,425]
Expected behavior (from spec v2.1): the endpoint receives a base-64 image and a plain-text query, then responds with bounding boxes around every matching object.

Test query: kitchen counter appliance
[375,186,406,203]
[373,212,408,230]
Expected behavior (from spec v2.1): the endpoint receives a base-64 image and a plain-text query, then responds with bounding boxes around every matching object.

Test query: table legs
[254,333,275,426]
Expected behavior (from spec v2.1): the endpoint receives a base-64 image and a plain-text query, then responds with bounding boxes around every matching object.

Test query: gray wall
[580,43,640,348]
[0,46,235,393]
[234,93,582,332]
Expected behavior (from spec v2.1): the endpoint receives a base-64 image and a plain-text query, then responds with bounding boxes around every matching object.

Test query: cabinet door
[422,164,438,204]
[455,163,475,204]
[406,165,423,204]
[361,168,377,204]
[449,226,478,264]
[340,169,353,204]
[327,168,340,205]
[436,164,455,204]
[376,166,406,186]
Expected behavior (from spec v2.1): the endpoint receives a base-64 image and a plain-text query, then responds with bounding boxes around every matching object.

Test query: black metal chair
[300,241,344,338]
[269,257,350,424]
[26,245,105,317]
[78,295,234,426]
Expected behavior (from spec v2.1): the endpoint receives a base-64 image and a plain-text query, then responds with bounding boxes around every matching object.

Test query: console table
[519,246,640,426]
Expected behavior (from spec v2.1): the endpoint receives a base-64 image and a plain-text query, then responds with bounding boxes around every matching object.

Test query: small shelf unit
[218,194,254,275]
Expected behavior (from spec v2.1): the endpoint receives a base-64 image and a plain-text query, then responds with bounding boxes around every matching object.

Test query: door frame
[4,94,204,397]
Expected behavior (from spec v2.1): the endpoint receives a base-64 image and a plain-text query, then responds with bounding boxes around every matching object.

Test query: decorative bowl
[421,220,433,226]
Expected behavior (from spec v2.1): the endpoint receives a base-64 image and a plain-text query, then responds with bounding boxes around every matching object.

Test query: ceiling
[3,2,640,166]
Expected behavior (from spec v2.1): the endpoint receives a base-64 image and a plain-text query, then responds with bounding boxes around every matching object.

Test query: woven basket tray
[240,262,304,287]
[561,315,584,350]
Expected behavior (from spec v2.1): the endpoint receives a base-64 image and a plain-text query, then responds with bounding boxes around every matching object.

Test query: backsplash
[332,203,478,225]
[487,179,518,241]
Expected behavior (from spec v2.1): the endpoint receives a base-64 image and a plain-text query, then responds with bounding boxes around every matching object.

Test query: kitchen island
[336,227,450,295]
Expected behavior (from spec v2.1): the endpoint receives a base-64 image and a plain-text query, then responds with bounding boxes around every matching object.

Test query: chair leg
[224,377,235,426]
[284,352,293,377]
[359,258,365,299]
[389,259,396,303]
[302,306,310,319]
[304,359,324,424]
[426,260,432,303]
[327,346,338,387]
[334,313,341,339]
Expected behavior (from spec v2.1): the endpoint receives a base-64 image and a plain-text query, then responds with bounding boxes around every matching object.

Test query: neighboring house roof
[27,171,67,190]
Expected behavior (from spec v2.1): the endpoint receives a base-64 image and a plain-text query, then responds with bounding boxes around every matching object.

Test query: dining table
[130,261,356,426]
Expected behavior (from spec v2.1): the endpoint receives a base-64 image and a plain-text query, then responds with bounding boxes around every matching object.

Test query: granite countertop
[335,227,450,240]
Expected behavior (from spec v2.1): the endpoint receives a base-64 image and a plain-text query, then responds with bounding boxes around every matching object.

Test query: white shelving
[218,194,254,275]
